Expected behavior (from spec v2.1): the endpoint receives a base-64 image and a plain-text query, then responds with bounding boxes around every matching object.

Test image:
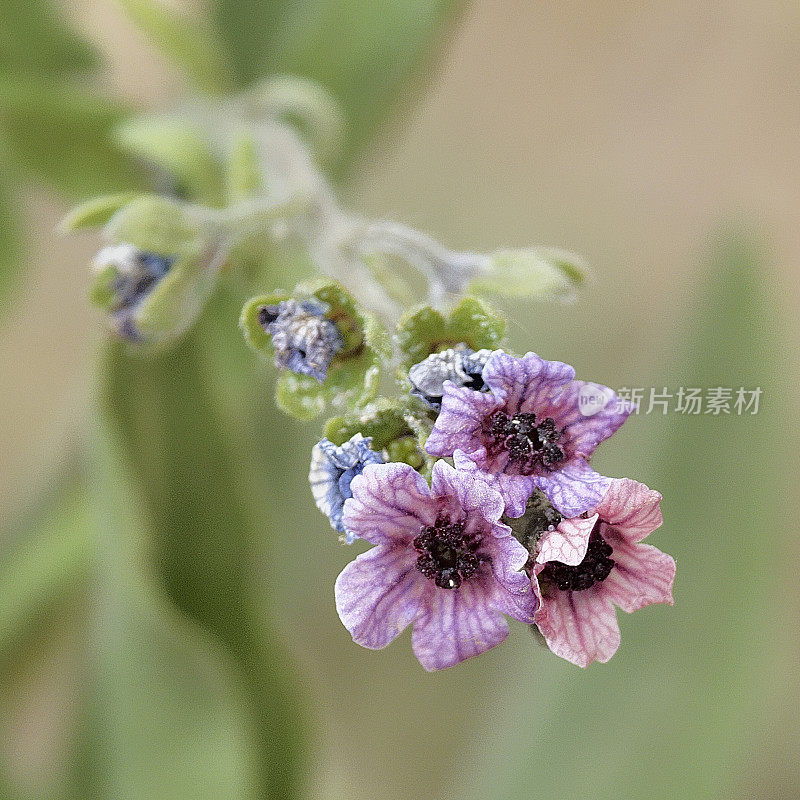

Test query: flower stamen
[413,516,485,590]
[540,527,615,592]
[484,411,565,472]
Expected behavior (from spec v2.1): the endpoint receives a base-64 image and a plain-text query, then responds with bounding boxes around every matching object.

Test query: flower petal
[536,514,599,566]
[596,478,663,542]
[411,581,509,670]
[430,458,505,524]
[535,458,612,518]
[601,537,676,613]
[335,545,428,649]
[486,535,539,623]
[452,450,536,519]
[425,383,499,458]
[549,380,631,458]
[343,462,436,546]
[484,351,575,413]
[535,587,621,667]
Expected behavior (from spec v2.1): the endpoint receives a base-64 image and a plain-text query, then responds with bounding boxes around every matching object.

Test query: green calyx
[241,279,390,421]
[324,399,430,471]
[396,295,506,369]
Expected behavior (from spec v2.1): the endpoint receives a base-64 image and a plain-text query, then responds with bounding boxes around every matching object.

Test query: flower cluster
[249,286,675,671]
[69,79,673,674]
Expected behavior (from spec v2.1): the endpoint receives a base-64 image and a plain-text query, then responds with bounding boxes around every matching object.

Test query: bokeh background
[1,2,798,799]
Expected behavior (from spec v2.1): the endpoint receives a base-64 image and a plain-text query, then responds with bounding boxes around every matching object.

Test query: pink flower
[532,478,675,667]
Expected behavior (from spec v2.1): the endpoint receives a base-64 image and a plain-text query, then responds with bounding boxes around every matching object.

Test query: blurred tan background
[1,2,799,799]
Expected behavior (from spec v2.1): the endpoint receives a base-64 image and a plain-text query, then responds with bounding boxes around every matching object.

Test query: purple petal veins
[335,460,538,670]
[426,350,630,517]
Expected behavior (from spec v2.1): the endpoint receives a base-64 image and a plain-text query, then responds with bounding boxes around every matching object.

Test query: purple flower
[408,345,492,411]
[308,434,385,542]
[334,460,538,670]
[425,351,630,518]
[532,478,675,667]
[258,298,343,382]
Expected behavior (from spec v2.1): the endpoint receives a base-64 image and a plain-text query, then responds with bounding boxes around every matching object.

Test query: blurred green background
[1,2,798,800]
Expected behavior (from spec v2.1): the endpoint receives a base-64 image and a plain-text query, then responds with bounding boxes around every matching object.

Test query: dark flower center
[484,411,565,473]
[540,526,615,592]
[414,517,486,590]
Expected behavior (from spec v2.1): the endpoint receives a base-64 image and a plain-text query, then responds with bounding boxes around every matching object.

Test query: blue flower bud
[309,434,386,542]
[91,244,175,342]
[408,345,493,411]
[257,298,344,382]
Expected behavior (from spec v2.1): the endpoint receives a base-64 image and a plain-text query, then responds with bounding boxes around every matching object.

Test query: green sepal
[297,277,391,360]
[324,399,430,471]
[104,195,201,256]
[324,400,412,450]
[60,192,142,232]
[115,117,226,206]
[135,241,221,344]
[469,247,586,301]
[89,264,119,310]
[275,348,380,422]
[239,292,290,353]
[396,295,506,369]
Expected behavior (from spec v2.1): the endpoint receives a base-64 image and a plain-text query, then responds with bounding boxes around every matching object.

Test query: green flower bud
[470,247,587,301]
[396,296,506,369]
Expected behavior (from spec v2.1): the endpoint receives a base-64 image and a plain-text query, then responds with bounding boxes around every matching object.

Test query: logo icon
[578,384,615,416]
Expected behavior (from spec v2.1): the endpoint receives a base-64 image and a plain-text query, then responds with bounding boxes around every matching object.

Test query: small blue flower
[408,345,493,411]
[93,244,174,341]
[258,299,344,382]
[309,434,386,542]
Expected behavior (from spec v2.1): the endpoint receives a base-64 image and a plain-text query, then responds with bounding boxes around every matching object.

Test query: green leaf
[0,482,89,661]
[396,296,506,368]
[79,408,260,800]
[113,0,233,95]
[99,288,309,800]
[115,117,227,206]
[61,192,142,232]
[0,78,145,199]
[244,76,345,164]
[0,0,96,77]
[211,0,467,168]
[458,236,790,800]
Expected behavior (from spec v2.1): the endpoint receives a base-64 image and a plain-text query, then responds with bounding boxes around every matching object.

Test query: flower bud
[90,239,220,345]
[396,296,506,370]
[241,280,390,421]
[470,248,587,301]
